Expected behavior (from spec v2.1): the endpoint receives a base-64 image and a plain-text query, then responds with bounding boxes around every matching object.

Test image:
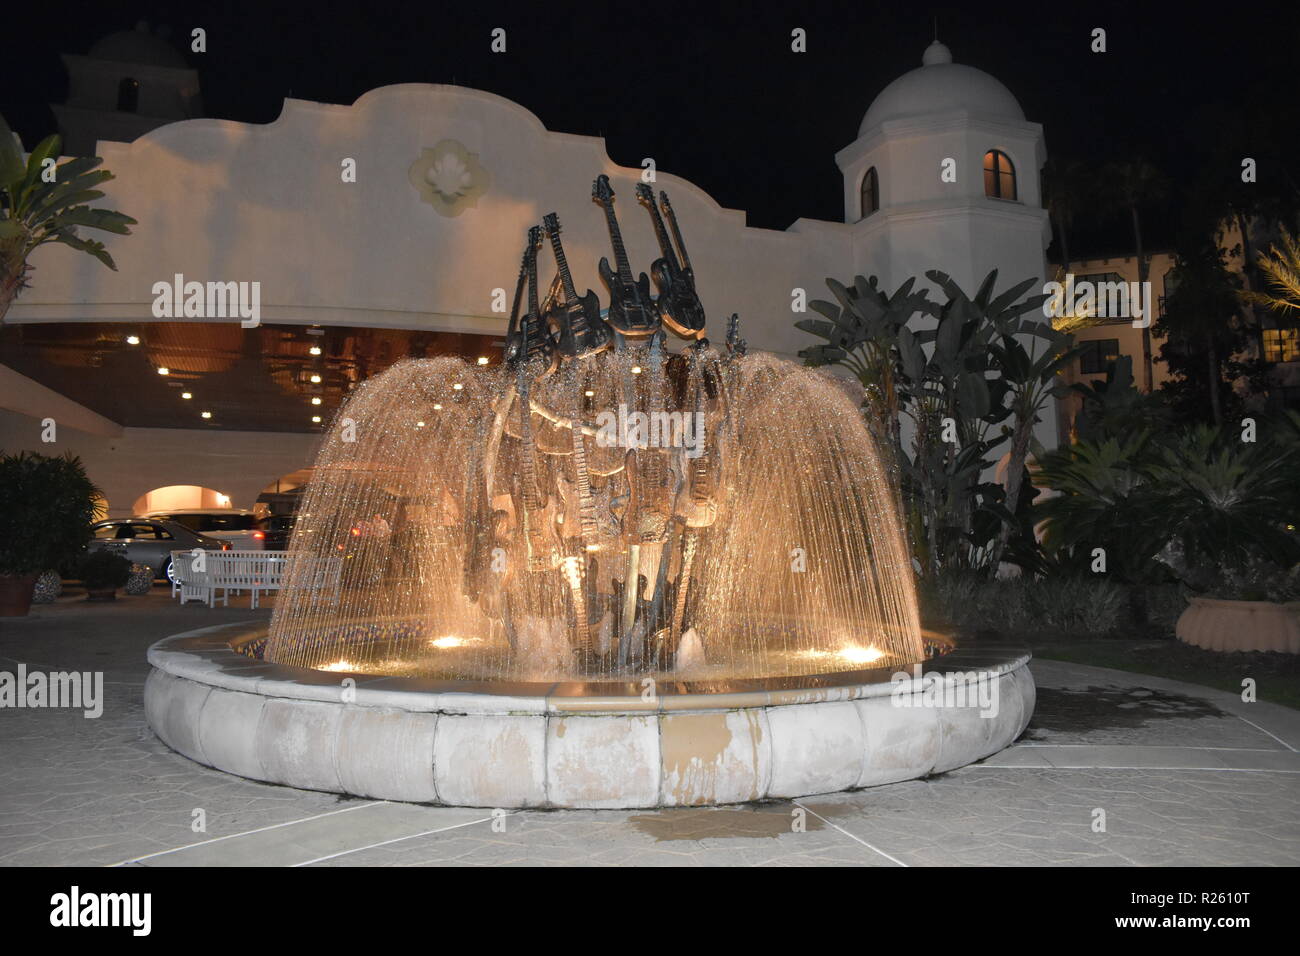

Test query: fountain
[145,177,1034,807]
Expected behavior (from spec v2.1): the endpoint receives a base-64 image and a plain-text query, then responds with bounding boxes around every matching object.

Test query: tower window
[117,77,140,113]
[983,149,1016,200]
[859,166,879,219]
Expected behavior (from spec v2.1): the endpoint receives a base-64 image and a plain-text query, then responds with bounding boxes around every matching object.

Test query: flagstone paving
[2,591,1297,867]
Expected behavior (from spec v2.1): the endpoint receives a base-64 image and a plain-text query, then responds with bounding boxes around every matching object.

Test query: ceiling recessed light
[584,389,594,397]
[309,346,322,356]
[201,411,212,419]
[453,383,463,391]
[310,374,321,384]
[433,404,442,411]
[477,356,489,365]
[157,366,169,375]
[311,397,322,406]
[312,415,322,424]
[631,365,642,374]
[181,392,192,400]
[416,421,425,428]
[125,335,140,346]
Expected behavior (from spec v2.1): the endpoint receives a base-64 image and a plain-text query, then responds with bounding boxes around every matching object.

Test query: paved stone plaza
[2,592,1297,867]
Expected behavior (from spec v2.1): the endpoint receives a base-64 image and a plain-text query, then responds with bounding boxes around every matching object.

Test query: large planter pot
[0,573,38,617]
[1176,596,1300,654]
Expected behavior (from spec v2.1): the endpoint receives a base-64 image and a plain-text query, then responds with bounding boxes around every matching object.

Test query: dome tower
[833,41,1050,294]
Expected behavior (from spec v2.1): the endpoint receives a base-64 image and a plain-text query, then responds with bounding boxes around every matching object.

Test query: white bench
[171,550,342,608]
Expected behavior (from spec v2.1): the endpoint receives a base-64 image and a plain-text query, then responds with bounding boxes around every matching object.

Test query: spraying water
[265,190,922,682]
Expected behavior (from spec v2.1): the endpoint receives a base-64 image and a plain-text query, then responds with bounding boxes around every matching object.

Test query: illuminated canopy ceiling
[0,322,501,432]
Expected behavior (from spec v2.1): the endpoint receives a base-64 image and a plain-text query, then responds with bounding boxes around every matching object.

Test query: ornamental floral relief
[408,139,490,217]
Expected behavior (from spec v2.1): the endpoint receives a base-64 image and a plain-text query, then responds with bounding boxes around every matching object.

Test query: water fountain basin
[145,623,1035,808]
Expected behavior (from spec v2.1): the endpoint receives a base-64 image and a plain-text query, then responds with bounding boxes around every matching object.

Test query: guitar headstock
[592,174,614,205]
[659,191,675,215]
[634,183,654,207]
[526,225,542,256]
[542,212,560,237]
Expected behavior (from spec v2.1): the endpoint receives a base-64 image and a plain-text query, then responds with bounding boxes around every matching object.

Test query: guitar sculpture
[542,212,612,360]
[592,175,658,337]
[635,184,706,339]
[474,179,737,671]
[505,226,559,374]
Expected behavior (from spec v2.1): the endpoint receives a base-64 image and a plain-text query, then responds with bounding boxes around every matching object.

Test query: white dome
[859,42,1024,135]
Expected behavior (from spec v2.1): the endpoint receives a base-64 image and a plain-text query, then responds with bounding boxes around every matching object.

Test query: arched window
[859,167,879,219]
[983,150,1016,200]
[117,77,140,113]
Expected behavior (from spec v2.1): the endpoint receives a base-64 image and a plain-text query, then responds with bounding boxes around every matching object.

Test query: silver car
[141,509,266,549]
[86,519,229,583]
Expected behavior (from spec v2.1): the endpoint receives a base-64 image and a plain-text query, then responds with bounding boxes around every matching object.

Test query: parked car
[85,519,229,584]
[141,509,266,550]
[259,513,297,550]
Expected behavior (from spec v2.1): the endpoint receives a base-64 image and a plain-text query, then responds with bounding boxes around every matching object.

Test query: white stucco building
[1,38,1051,515]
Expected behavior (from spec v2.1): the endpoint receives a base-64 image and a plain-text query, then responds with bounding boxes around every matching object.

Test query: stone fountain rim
[147,622,1030,715]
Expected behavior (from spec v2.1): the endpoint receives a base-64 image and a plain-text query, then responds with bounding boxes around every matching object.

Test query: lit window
[1079,338,1120,375]
[983,150,1017,200]
[1262,329,1299,363]
[859,167,879,219]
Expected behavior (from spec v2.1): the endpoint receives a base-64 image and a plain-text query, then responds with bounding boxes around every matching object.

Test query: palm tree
[1244,225,1300,317]
[1042,158,1087,270]
[1101,159,1168,392]
[0,116,136,323]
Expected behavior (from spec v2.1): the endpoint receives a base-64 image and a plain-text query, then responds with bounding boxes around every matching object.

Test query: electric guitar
[635,184,706,339]
[542,212,612,359]
[592,175,658,337]
[515,321,562,571]
[505,226,559,373]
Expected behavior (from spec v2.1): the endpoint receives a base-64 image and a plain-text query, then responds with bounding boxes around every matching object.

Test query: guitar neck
[642,195,678,267]
[547,230,580,303]
[600,202,634,283]
[525,249,540,318]
[508,252,529,334]
[662,197,693,273]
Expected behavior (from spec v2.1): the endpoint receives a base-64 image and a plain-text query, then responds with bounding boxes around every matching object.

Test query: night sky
[6,0,1299,256]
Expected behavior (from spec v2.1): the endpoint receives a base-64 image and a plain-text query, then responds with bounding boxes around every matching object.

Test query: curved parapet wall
[145,624,1035,808]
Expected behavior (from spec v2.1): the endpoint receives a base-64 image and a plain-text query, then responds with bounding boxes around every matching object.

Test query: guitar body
[660,266,706,339]
[598,256,658,337]
[549,291,612,360]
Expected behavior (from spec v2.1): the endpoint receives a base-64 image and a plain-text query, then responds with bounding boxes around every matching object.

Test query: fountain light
[838,645,886,665]
[430,635,468,649]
